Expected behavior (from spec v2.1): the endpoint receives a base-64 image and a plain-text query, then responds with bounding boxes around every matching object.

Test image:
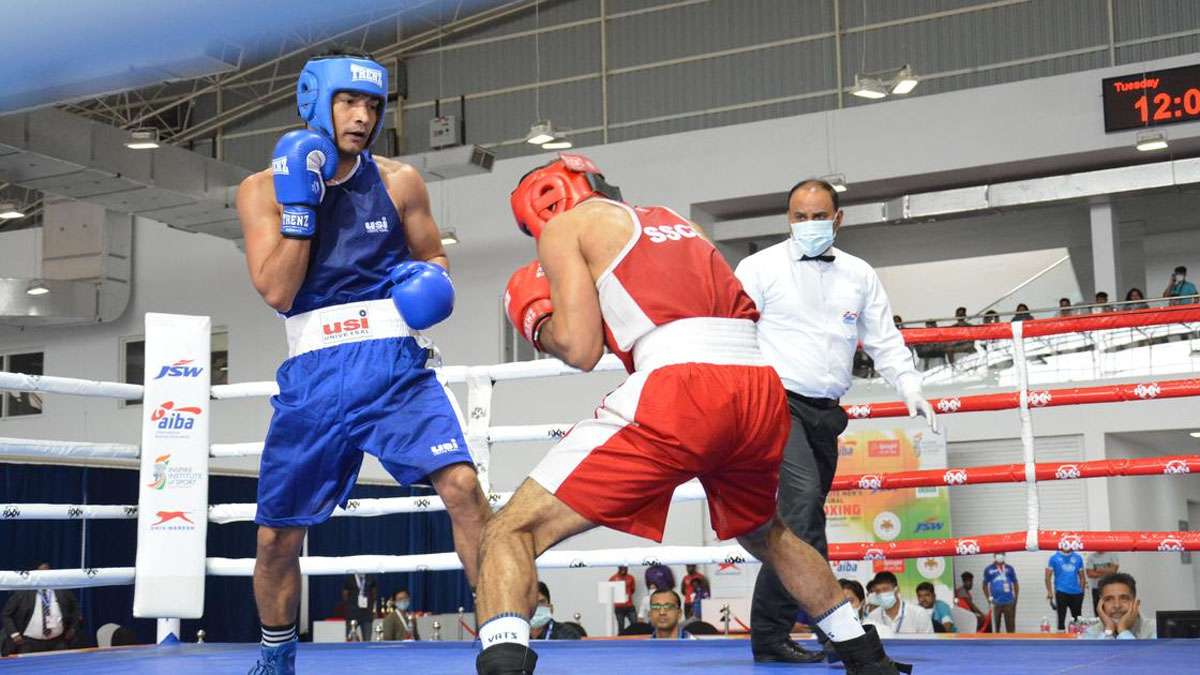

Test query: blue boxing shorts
[255,335,472,528]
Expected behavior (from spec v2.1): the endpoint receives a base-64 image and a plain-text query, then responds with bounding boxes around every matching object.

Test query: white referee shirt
[735,240,920,400]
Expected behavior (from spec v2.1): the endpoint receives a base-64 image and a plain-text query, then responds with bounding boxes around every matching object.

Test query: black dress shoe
[752,640,825,664]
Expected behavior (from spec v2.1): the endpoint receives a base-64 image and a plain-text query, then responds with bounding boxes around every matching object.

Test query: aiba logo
[943,469,968,485]
[154,359,204,380]
[151,510,196,531]
[1164,460,1191,475]
[914,517,945,533]
[150,401,203,437]
[842,311,859,325]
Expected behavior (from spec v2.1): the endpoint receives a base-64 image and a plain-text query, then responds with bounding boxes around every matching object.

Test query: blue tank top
[286,153,410,317]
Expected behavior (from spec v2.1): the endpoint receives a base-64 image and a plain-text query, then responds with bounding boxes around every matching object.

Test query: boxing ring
[2,305,1200,673]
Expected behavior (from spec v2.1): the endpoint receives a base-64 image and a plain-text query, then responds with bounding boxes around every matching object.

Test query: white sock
[815,600,865,642]
[478,614,530,649]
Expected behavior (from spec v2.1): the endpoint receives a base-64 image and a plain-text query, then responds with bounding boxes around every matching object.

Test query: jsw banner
[133,313,210,621]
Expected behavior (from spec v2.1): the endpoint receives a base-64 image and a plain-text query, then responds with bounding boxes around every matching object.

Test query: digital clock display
[1102,63,1200,132]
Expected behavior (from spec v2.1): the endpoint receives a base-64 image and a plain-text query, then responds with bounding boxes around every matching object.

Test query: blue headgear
[296,56,388,146]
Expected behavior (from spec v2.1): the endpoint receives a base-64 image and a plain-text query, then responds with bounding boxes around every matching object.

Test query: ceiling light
[440,230,459,246]
[525,121,556,146]
[26,280,49,296]
[1135,131,1168,152]
[0,202,24,219]
[822,174,848,193]
[891,65,919,94]
[1190,431,1200,439]
[541,136,573,150]
[125,128,160,150]
[850,74,888,100]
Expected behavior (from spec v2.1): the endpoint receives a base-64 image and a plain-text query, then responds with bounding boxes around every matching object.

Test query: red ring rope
[831,454,1199,492]
[827,530,1200,561]
[899,305,1200,345]
[842,378,1200,419]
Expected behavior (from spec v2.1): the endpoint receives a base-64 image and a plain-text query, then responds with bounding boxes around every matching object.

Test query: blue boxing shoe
[248,638,297,675]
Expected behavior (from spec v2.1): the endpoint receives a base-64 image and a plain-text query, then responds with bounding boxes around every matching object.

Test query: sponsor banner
[133,314,210,620]
[827,424,955,602]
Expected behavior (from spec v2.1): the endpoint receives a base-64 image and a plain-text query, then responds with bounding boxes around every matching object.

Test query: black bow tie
[800,255,835,262]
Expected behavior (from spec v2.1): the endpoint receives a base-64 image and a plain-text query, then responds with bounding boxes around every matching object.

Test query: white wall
[1106,433,1200,616]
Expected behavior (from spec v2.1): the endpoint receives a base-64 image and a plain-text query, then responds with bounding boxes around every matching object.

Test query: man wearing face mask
[380,589,419,640]
[734,179,937,663]
[530,582,583,641]
[862,572,933,635]
[982,553,1019,633]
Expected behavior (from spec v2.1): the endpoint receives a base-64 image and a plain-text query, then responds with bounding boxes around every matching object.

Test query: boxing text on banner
[133,313,211,621]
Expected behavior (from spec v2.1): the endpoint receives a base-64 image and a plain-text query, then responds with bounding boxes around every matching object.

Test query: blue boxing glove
[271,129,338,239]
[389,261,455,330]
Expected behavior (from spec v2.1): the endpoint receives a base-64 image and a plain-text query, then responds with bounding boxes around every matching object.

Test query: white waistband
[632,317,766,372]
[284,299,411,358]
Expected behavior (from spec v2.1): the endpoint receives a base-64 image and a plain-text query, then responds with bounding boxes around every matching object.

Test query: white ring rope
[2,483,711,524]
[0,437,140,461]
[0,371,142,400]
[0,544,753,590]
[0,503,138,520]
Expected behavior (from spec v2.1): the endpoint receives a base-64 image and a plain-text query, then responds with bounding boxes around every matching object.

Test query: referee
[735,178,937,663]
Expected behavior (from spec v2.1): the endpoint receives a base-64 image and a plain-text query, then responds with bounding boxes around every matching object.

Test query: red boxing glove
[504,260,553,349]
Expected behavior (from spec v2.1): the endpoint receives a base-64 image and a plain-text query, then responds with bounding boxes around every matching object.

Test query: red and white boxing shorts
[529,318,789,541]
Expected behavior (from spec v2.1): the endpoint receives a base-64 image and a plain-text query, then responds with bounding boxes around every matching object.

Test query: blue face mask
[396,599,410,612]
[790,219,836,257]
[531,605,552,629]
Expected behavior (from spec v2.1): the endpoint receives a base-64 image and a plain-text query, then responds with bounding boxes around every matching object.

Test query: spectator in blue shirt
[1045,546,1086,630]
[982,553,1019,633]
[915,582,955,633]
[1164,266,1198,305]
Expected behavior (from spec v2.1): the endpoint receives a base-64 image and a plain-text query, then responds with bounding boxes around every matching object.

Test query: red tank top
[594,199,758,372]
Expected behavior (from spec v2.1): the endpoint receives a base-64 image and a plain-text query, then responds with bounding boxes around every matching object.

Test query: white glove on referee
[903,388,938,433]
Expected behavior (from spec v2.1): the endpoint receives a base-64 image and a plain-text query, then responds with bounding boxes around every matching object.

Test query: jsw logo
[154,360,204,379]
[323,317,369,335]
[915,519,944,533]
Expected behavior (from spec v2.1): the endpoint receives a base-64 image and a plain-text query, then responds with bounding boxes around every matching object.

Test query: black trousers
[1056,591,1084,630]
[749,392,848,648]
[613,606,636,633]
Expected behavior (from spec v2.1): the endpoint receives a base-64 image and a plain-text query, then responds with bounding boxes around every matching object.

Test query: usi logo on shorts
[320,307,372,345]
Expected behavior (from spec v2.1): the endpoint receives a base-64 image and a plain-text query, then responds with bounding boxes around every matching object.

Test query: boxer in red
[474,154,907,675]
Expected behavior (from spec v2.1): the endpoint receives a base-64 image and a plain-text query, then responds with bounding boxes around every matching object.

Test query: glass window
[2,352,44,417]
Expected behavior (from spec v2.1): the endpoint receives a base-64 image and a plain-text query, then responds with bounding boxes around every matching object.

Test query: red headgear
[510,153,623,238]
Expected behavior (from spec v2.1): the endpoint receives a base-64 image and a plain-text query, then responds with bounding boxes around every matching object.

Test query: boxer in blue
[237,51,491,675]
